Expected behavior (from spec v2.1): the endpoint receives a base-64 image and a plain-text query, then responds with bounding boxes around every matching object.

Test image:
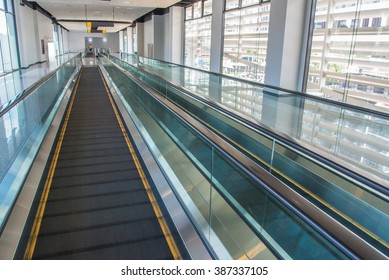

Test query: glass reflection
[126,55,389,184]
[0,58,79,230]
[307,0,389,112]
[110,54,389,255]
[184,1,212,70]
[102,61,350,259]
[0,1,19,73]
[0,54,74,109]
[223,1,271,83]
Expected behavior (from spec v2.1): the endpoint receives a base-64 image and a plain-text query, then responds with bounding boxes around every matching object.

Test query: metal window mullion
[302,0,318,92]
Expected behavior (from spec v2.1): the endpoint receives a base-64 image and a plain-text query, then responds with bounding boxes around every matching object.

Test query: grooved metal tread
[31,66,174,260]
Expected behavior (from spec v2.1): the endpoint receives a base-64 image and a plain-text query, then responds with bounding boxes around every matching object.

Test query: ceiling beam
[20,0,69,31]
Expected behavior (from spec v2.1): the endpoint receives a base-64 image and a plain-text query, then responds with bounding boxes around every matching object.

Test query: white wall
[67,32,84,52]
[136,23,144,56]
[14,2,39,67]
[127,28,133,54]
[62,29,69,53]
[68,32,120,53]
[163,12,171,62]
[154,15,165,60]
[119,31,123,52]
[135,8,184,63]
[143,19,154,58]
[36,12,53,62]
[14,1,72,67]
[170,6,184,64]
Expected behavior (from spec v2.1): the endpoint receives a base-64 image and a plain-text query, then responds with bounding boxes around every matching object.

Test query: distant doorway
[47,42,56,60]
[84,37,107,54]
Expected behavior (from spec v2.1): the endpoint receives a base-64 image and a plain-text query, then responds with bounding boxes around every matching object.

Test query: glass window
[362,18,369,27]
[133,27,137,53]
[0,1,19,72]
[184,1,212,70]
[6,0,13,13]
[53,25,59,56]
[204,0,212,16]
[54,25,65,56]
[242,0,259,7]
[59,28,64,54]
[306,0,389,112]
[185,5,192,20]
[123,31,128,54]
[222,1,271,83]
[185,16,212,70]
[6,12,18,70]
[0,12,12,72]
[351,18,360,28]
[0,43,3,74]
[193,2,202,19]
[372,17,382,27]
[226,0,239,10]
[0,8,3,74]
[59,28,63,55]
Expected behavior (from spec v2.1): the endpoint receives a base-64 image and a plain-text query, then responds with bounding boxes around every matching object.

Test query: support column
[33,9,42,64]
[264,0,312,91]
[153,15,164,60]
[119,31,124,53]
[208,0,224,102]
[262,0,312,137]
[170,6,184,65]
[209,0,224,73]
[127,27,133,54]
[136,23,144,57]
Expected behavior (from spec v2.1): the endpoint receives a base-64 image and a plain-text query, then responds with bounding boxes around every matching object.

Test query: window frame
[222,0,272,83]
[225,0,271,12]
[304,0,389,106]
[0,0,20,74]
[184,0,213,70]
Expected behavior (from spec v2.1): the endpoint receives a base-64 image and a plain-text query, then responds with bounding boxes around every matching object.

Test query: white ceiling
[30,0,181,33]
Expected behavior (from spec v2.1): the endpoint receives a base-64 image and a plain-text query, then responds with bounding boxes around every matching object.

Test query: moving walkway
[0,53,387,259]
[100,61,347,260]
[21,66,181,259]
[0,58,203,260]
[103,54,389,259]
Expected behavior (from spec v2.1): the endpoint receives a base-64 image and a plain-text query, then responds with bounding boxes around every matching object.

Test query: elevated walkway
[21,66,180,259]
[0,53,387,260]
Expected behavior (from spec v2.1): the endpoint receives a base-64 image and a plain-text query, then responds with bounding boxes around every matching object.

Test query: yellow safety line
[98,68,182,260]
[24,68,83,260]
[169,97,389,250]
